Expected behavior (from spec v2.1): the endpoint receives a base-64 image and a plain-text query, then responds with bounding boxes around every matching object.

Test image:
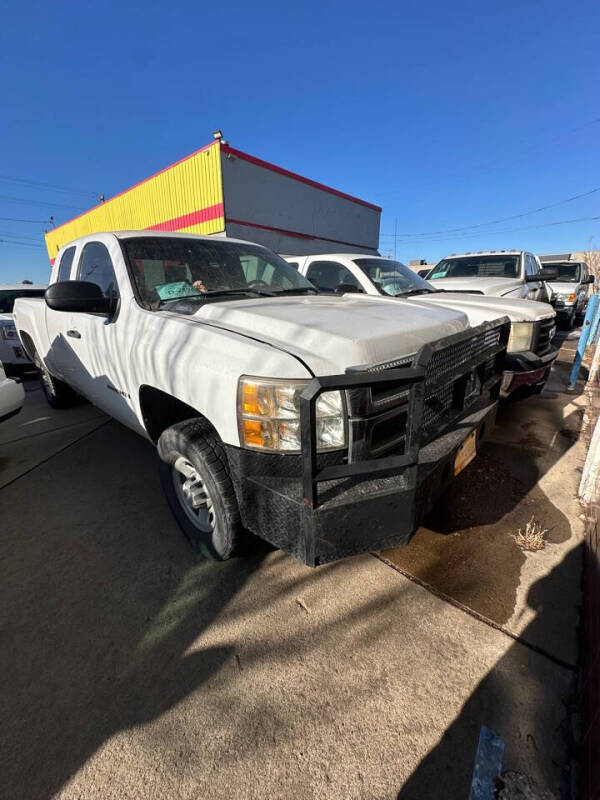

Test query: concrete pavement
[0,344,585,799]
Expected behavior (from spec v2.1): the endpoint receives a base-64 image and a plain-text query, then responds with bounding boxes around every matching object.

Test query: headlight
[0,324,17,340]
[238,377,346,452]
[507,322,534,353]
[555,293,576,304]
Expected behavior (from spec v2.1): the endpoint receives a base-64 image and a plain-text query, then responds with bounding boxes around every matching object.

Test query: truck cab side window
[57,246,76,282]
[78,242,120,301]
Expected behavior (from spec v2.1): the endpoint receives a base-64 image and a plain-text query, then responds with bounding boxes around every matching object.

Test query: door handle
[66,329,81,339]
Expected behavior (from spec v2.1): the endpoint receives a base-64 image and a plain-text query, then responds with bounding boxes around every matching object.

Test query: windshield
[0,289,45,313]
[121,237,317,310]
[353,258,433,296]
[429,255,520,280]
[545,263,581,282]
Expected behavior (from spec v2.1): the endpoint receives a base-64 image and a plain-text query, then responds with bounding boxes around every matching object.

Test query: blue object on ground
[568,294,600,390]
[468,725,505,800]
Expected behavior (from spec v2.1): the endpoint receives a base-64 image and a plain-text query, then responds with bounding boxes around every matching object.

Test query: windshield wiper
[272,287,319,295]
[396,288,445,297]
[159,288,275,307]
[204,288,277,297]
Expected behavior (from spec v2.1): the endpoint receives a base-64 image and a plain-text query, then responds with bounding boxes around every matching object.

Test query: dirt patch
[380,441,573,625]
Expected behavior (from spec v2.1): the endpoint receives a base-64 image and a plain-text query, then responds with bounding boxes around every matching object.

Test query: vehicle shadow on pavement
[396,544,581,800]
[382,381,584,627]
[0,420,269,800]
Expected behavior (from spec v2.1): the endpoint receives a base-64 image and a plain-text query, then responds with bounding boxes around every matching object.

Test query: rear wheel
[35,355,78,409]
[158,418,246,560]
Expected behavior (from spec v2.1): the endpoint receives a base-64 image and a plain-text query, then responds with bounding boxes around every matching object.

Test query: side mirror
[335,283,363,294]
[45,281,115,314]
[527,266,557,282]
[585,274,595,285]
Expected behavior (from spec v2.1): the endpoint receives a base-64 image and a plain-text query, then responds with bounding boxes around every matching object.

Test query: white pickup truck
[14,231,509,566]
[285,254,558,398]
[539,258,595,329]
[425,250,557,302]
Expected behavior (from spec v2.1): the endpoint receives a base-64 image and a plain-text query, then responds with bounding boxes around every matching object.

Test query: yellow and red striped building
[45,140,381,263]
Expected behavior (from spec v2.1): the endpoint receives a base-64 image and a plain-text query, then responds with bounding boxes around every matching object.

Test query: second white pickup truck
[285,254,558,398]
[15,231,509,566]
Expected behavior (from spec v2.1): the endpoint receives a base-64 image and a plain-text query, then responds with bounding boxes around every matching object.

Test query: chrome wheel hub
[172,457,215,532]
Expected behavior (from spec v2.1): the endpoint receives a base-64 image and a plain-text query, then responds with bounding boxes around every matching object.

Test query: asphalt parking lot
[0,335,587,800]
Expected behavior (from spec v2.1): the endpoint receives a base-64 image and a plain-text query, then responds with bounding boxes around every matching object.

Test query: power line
[0,239,45,248]
[0,174,100,198]
[0,231,42,242]
[381,214,600,244]
[0,216,50,223]
[380,186,600,239]
[0,194,85,210]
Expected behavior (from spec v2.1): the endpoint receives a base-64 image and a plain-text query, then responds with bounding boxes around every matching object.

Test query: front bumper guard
[227,319,509,566]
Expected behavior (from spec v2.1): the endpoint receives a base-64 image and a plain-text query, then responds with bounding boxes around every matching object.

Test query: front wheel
[157,419,246,560]
[566,309,576,330]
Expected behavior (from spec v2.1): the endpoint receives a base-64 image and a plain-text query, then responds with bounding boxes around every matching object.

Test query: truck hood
[409,292,554,325]
[427,276,522,296]
[0,313,15,323]
[548,281,580,295]
[192,294,469,374]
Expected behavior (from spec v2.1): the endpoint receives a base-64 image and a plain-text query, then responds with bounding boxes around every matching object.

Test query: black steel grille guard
[299,317,510,509]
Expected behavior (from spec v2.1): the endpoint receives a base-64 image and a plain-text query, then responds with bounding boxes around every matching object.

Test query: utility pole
[393,217,397,261]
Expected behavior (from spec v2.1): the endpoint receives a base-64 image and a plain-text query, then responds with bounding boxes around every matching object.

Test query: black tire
[157,418,245,560]
[35,355,78,409]
[560,310,575,330]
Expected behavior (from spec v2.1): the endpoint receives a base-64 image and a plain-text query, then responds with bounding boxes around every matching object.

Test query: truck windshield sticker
[155,282,200,301]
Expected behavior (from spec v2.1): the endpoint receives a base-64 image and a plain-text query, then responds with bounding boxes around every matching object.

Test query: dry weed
[513,516,547,551]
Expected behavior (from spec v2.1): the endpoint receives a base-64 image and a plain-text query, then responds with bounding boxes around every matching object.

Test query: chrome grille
[535,318,555,355]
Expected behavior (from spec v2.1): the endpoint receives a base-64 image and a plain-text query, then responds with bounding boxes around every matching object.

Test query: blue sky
[1,0,599,283]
